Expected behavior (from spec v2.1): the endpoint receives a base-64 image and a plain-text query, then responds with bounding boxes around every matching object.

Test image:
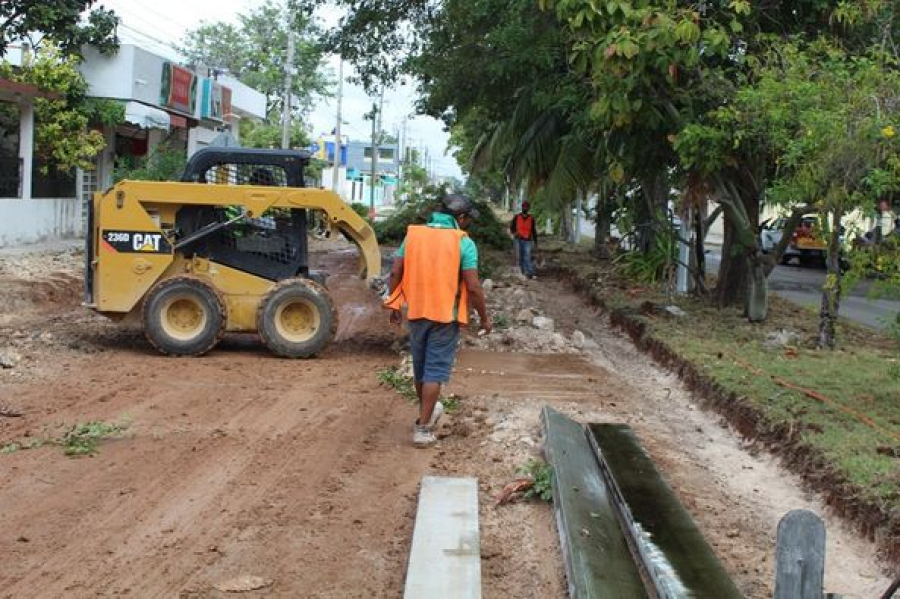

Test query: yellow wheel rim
[160,294,207,341]
[274,299,320,343]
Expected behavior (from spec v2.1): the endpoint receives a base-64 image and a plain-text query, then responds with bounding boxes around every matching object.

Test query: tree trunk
[715,174,761,312]
[594,187,613,259]
[635,169,668,254]
[560,200,572,241]
[716,209,751,307]
[691,207,707,294]
[747,255,768,322]
[573,191,583,244]
[818,210,844,349]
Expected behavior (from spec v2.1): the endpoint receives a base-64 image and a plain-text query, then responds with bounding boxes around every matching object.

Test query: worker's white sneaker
[427,401,445,428]
[413,424,437,448]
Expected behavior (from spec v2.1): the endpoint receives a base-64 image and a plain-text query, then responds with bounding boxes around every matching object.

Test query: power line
[117,23,180,55]
[100,0,188,40]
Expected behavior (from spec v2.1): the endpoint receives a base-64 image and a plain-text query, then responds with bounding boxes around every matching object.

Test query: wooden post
[774,509,826,599]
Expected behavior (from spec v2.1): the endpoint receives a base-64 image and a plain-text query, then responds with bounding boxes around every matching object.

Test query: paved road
[705,248,899,330]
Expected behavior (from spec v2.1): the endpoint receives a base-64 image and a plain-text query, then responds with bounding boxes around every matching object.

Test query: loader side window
[201,163,289,187]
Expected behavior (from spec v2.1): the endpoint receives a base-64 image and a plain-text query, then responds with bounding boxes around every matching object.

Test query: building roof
[0,77,60,103]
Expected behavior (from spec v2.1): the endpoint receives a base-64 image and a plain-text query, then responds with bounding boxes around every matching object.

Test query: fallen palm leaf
[495,477,534,505]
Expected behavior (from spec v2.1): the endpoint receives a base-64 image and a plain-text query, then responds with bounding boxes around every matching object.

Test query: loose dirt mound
[0,274,83,313]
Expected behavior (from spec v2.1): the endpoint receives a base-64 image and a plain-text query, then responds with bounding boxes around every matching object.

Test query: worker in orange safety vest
[510,201,538,278]
[384,194,492,447]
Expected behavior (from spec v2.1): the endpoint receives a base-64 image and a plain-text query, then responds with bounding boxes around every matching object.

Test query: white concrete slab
[404,476,481,599]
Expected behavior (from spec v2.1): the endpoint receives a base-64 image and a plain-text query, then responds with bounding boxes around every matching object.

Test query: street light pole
[280,9,295,150]
[369,102,377,214]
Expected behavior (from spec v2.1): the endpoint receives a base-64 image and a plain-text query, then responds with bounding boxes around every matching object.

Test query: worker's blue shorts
[408,319,460,383]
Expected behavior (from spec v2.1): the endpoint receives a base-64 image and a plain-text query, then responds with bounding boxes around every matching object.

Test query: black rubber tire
[142,277,225,356]
[257,278,337,358]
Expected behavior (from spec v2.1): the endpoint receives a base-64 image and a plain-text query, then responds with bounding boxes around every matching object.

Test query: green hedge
[375,196,511,251]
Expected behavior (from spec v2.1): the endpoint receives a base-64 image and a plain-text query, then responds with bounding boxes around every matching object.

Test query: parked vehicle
[760,215,830,266]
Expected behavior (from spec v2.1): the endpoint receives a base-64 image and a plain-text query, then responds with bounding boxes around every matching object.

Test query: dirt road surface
[0,240,890,598]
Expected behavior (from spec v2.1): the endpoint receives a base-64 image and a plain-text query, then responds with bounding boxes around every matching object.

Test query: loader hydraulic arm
[283,189,383,285]
[112,181,384,287]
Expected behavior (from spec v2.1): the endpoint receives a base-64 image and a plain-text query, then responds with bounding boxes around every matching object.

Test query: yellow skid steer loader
[84,147,383,357]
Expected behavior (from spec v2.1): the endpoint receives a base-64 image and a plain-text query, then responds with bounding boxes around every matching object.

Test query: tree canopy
[0,0,119,57]
[327,0,900,333]
[0,44,122,172]
[179,0,329,119]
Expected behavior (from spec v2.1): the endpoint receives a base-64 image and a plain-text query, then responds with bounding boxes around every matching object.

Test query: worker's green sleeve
[460,237,478,271]
[395,239,406,258]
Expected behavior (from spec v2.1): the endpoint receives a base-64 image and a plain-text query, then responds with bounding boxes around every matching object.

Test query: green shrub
[614,229,677,284]
[114,142,186,182]
[375,193,511,251]
[349,202,370,219]
[518,459,553,503]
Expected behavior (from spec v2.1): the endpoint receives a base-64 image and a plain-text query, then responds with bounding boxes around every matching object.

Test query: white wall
[0,199,82,247]
[187,126,222,156]
[80,45,137,100]
[218,75,267,119]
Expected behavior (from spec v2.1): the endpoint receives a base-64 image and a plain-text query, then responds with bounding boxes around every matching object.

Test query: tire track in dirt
[0,346,432,597]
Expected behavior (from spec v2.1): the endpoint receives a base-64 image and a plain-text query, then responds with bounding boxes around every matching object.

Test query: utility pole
[369,102,378,213]
[280,11,295,150]
[331,59,344,195]
[368,86,385,213]
[399,118,408,198]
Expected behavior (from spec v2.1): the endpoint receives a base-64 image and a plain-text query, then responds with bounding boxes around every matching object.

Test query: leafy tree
[0,0,118,57]
[331,0,900,325]
[238,118,309,149]
[0,44,121,172]
[180,0,329,118]
[740,44,900,347]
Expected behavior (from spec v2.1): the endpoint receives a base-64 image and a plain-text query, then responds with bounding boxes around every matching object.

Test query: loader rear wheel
[143,277,225,356]
[257,279,337,358]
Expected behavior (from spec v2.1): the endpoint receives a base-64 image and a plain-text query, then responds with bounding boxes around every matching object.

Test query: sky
[93,0,463,179]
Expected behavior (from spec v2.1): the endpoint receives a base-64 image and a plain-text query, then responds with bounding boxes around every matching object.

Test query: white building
[79,44,266,193]
[0,42,267,247]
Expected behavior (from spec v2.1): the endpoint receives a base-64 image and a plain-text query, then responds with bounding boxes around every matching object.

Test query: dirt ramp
[0,273,83,312]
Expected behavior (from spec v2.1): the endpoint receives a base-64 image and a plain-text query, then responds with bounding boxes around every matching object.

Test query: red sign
[221,86,233,121]
[160,62,197,115]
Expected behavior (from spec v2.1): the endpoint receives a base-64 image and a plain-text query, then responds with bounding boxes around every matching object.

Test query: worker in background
[510,201,538,279]
[385,195,492,448]
[876,199,897,243]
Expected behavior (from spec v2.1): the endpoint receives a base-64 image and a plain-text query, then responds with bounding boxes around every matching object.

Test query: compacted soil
[0,240,889,598]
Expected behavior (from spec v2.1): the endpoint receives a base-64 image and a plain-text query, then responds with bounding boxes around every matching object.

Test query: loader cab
[175,148,315,282]
[180,147,310,187]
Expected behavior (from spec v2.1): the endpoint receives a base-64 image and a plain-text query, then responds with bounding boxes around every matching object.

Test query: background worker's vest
[384,225,470,324]
[515,214,534,239]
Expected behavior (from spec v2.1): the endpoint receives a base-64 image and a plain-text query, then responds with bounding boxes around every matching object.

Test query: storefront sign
[201,79,229,121]
[221,86,233,121]
[160,62,197,116]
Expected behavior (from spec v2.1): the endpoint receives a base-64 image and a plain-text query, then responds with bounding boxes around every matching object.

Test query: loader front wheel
[143,277,225,356]
[258,279,337,358]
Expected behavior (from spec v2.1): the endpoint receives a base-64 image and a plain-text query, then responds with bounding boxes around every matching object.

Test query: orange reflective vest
[384,225,470,324]
[514,214,535,239]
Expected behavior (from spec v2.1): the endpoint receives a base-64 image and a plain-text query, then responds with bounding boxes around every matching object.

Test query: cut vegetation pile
[537,241,900,560]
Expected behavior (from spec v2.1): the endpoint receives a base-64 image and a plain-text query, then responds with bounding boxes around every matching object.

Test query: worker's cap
[521,201,530,210]
[442,194,479,219]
